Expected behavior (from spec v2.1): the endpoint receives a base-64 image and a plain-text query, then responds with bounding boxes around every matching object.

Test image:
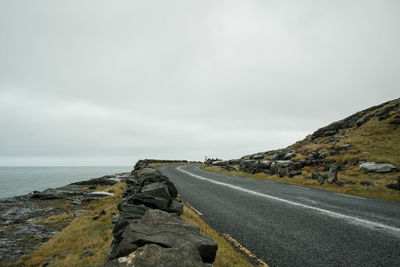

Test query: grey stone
[118,202,149,219]
[359,162,397,173]
[259,160,272,167]
[108,210,217,264]
[283,152,296,160]
[278,166,290,177]
[133,168,169,186]
[168,199,183,215]
[272,152,285,160]
[327,165,339,184]
[126,193,170,211]
[141,182,171,200]
[252,153,265,160]
[103,244,210,267]
[276,160,292,168]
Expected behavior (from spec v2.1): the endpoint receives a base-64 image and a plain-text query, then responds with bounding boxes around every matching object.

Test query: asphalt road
[158,164,400,267]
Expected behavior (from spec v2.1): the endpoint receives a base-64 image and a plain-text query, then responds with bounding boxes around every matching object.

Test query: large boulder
[107,210,217,264]
[126,193,170,211]
[141,182,171,199]
[272,152,285,160]
[103,244,210,267]
[276,160,292,168]
[259,160,272,168]
[133,168,169,185]
[278,166,290,177]
[238,160,256,173]
[117,202,150,221]
[359,162,397,173]
[283,152,296,160]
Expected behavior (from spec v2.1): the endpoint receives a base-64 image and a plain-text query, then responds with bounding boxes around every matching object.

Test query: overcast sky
[0,1,399,166]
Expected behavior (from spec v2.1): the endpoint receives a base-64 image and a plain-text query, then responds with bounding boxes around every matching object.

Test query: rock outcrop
[0,174,123,265]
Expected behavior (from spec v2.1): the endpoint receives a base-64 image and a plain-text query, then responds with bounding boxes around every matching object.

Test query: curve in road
[158,164,400,267]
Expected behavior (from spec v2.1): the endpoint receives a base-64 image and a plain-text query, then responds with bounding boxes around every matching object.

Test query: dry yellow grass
[327,117,400,166]
[181,203,256,267]
[29,213,74,224]
[201,165,400,202]
[18,182,126,267]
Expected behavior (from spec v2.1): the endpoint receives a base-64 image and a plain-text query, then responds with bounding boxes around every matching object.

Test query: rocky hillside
[207,98,400,197]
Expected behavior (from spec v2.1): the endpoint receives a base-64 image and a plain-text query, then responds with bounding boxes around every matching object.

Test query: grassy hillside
[290,99,400,166]
[204,98,400,201]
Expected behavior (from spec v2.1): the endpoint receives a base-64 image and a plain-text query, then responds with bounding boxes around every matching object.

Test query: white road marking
[177,166,400,235]
[334,193,366,200]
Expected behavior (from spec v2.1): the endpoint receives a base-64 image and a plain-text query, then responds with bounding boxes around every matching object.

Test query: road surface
[158,164,400,267]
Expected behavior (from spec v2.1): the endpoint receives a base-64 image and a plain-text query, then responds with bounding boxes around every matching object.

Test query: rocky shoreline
[0,160,217,267]
[0,173,125,266]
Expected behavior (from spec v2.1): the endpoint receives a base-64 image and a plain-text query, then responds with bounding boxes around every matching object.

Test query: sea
[0,166,131,198]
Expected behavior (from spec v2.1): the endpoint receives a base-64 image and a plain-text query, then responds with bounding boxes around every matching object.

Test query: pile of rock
[234,150,307,177]
[104,162,218,267]
[311,165,340,185]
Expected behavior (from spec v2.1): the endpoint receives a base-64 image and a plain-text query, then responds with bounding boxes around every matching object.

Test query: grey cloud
[0,0,399,165]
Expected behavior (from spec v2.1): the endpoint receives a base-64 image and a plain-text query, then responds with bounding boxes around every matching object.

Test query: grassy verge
[201,165,400,202]
[181,203,259,267]
[18,182,126,267]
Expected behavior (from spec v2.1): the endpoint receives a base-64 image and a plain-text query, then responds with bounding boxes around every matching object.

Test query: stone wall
[103,160,218,267]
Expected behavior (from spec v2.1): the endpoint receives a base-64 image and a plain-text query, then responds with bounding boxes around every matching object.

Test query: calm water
[0,166,131,198]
